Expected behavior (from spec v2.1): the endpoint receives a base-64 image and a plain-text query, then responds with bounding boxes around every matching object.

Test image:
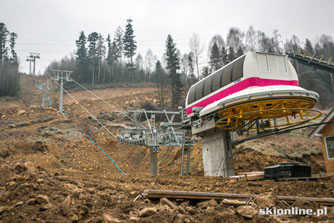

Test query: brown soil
[0,74,332,222]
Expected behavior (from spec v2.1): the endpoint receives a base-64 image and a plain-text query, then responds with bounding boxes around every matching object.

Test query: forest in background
[0,18,333,108]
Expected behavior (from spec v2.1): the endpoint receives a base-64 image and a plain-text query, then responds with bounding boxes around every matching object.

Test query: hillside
[0,75,333,222]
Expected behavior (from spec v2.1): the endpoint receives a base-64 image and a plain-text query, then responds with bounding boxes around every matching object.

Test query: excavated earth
[0,75,333,223]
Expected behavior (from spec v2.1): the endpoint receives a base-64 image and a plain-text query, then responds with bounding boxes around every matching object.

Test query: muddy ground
[0,75,333,223]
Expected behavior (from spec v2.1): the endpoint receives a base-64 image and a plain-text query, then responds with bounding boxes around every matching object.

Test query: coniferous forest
[0,22,19,97]
[1,18,333,108]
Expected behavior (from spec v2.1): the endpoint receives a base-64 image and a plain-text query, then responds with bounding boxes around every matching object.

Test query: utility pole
[52,70,73,114]
[29,52,40,75]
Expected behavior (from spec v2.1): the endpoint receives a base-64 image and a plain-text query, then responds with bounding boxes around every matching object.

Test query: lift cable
[71,79,146,129]
[51,78,127,174]
[53,80,117,139]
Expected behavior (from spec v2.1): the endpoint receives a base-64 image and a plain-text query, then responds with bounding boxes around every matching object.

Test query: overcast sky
[1,0,333,74]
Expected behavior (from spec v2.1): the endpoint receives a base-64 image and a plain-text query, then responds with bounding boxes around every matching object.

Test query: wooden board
[228,172,264,182]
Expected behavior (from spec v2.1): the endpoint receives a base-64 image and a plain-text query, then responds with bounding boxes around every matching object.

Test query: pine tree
[236,47,244,58]
[154,60,167,105]
[201,66,209,78]
[106,34,114,65]
[0,23,8,62]
[228,46,236,62]
[165,34,181,106]
[75,31,88,82]
[96,33,106,84]
[304,38,314,54]
[221,47,229,65]
[87,32,99,85]
[9,32,18,64]
[114,27,123,61]
[209,42,221,72]
[123,19,137,71]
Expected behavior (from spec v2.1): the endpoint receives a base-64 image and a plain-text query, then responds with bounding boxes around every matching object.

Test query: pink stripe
[186,77,298,115]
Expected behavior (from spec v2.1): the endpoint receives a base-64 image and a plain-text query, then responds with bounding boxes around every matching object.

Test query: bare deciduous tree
[189,33,204,80]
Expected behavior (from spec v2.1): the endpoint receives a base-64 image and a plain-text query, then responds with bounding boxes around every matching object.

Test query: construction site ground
[0,75,333,223]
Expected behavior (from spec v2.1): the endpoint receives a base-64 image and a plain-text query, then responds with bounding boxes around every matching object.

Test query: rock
[160,197,177,209]
[36,194,50,204]
[59,196,72,216]
[14,163,27,174]
[15,122,29,128]
[36,179,44,184]
[0,206,7,214]
[220,208,235,217]
[139,207,157,217]
[255,192,276,209]
[0,147,10,158]
[221,199,247,207]
[14,201,24,207]
[160,197,185,214]
[40,203,53,210]
[129,216,140,221]
[32,141,48,152]
[65,183,83,196]
[17,110,26,115]
[185,206,197,215]
[24,161,36,176]
[236,205,258,219]
[27,198,36,205]
[173,214,186,223]
[197,199,218,209]
[130,191,139,196]
[102,213,121,223]
[70,214,79,222]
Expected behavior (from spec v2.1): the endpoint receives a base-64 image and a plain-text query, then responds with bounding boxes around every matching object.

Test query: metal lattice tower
[36,80,51,107]
[51,70,73,114]
[117,108,196,176]
[28,53,40,75]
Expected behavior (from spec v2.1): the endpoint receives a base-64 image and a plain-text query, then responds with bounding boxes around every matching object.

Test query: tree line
[46,23,334,108]
[0,22,19,97]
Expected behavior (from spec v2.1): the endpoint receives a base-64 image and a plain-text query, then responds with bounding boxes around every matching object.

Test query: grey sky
[1,0,333,74]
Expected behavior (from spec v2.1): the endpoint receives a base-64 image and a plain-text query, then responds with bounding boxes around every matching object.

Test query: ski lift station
[184,52,320,177]
[50,51,334,177]
[117,52,324,177]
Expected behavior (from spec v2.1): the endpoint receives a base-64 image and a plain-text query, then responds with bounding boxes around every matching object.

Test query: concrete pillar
[150,147,158,176]
[201,129,235,177]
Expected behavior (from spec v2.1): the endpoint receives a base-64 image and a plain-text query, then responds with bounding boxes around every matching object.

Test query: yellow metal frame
[216,97,322,130]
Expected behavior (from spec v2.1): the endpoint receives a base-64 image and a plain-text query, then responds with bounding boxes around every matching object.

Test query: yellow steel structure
[216,97,322,130]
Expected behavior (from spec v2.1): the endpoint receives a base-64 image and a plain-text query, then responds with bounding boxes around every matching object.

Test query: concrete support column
[201,129,235,177]
[150,147,158,176]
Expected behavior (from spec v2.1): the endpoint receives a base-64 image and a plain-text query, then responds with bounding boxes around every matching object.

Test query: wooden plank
[237,171,264,175]
[228,173,264,182]
[142,190,334,206]
[278,177,319,182]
